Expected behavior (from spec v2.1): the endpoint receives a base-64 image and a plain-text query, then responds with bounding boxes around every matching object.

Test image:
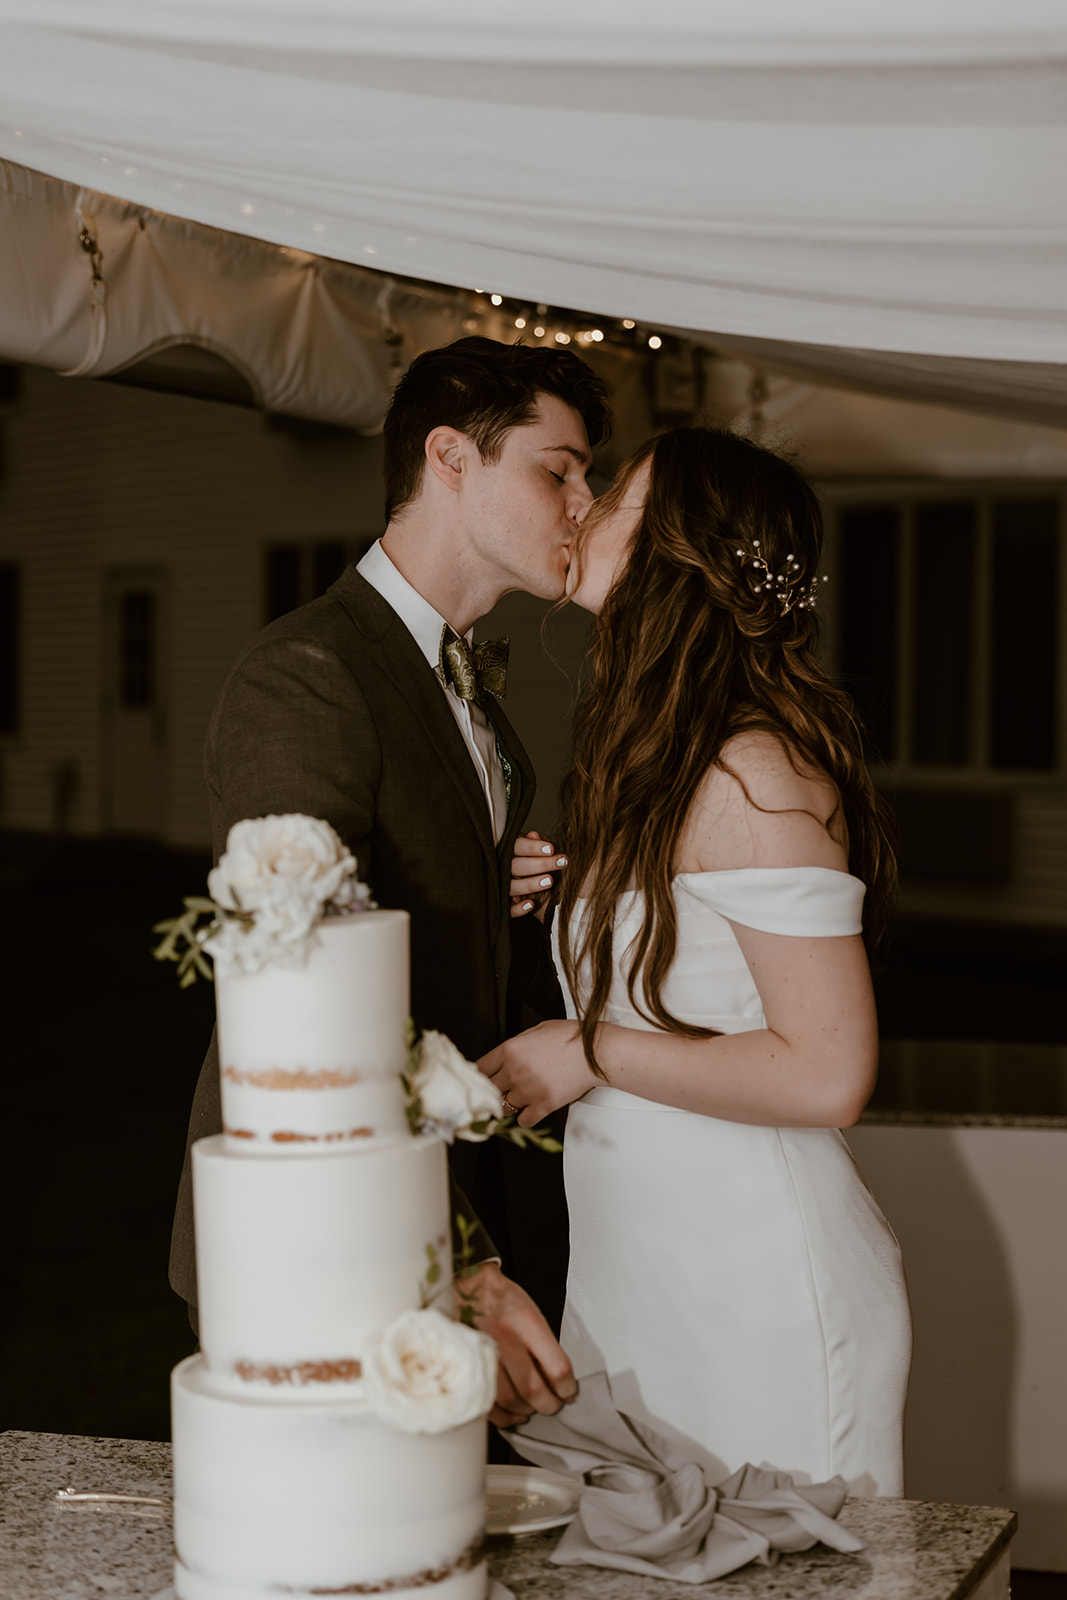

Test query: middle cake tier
[194,1132,450,1400]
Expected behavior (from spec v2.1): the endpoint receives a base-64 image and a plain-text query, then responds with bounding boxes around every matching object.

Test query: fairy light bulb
[514,317,526,329]
[648,335,662,350]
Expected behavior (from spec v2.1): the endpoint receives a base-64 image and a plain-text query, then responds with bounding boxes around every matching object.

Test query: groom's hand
[510,830,567,920]
[455,1260,577,1426]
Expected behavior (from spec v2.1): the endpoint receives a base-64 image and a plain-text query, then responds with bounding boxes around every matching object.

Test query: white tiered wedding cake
[165,816,498,1600]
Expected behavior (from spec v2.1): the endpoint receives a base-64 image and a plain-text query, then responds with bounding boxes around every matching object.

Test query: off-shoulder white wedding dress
[552,868,911,1497]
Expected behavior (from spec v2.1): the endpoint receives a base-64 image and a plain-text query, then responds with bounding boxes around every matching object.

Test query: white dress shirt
[357,540,508,844]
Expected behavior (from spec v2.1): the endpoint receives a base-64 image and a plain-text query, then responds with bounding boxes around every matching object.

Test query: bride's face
[566,459,650,614]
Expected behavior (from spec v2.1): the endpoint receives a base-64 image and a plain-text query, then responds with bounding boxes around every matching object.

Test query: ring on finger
[501,1095,520,1117]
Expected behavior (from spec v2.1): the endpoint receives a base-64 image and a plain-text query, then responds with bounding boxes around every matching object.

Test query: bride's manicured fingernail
[522,901,534,912]
[541,843,553,854]
[539,877,553,888]
[556,856,568,867]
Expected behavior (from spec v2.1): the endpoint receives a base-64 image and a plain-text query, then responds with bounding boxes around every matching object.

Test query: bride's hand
[479,1020,596,1124]
[510,831,567,921]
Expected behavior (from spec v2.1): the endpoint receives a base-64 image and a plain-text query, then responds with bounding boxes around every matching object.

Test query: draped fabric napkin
[505,1371,864,1584]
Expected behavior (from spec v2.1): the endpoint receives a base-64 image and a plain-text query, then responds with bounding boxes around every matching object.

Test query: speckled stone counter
[0,1431,1016,1600]
[1,1432,174,1600]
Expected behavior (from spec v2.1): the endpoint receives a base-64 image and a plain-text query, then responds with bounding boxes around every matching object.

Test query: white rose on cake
[193,814,371,977]
[363,1308,497,1434]
[208,814,357,915]
[411,1030,503,1143]
[205,881,320,975]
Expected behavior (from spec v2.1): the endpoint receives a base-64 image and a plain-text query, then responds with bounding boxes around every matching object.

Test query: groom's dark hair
[383,336,611,520]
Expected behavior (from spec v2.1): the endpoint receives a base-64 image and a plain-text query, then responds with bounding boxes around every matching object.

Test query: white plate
[486,1465,581,1536]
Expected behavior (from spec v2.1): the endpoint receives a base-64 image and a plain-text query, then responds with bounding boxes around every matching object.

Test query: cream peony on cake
[163,815,500,1600]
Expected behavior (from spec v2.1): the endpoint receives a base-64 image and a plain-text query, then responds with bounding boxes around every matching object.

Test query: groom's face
[463,393,594,601]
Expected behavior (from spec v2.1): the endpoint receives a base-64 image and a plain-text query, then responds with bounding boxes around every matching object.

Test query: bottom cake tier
[172,1355,489,1600]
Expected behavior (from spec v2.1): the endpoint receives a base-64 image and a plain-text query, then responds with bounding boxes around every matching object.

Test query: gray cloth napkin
[505,1371,864,1584]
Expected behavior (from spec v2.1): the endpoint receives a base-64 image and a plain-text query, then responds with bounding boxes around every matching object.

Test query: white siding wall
[899,785,1067,928]
[0,366,385,846]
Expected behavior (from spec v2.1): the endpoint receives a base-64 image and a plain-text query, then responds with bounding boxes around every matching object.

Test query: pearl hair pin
[735,540,828,615]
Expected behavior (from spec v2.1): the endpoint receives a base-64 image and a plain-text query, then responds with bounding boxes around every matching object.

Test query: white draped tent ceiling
[0,0,1065,430]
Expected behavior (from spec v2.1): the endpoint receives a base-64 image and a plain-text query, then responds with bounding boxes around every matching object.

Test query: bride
[481,425,912,1497]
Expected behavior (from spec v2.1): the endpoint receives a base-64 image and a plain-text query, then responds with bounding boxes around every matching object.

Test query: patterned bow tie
[439,626,509,704]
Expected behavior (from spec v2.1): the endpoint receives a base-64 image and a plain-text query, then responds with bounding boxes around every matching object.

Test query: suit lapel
[330,569,498,866]
[484,695,536,854]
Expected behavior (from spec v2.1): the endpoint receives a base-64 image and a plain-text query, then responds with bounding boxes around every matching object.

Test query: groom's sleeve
[207,634,380,872]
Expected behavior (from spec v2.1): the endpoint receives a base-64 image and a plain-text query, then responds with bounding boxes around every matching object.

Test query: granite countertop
[859,1108,1067,1129]
[0,1430,1016,1600]
[489,1498,1015,1599]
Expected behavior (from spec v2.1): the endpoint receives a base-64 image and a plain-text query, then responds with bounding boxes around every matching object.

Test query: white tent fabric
[0,1,1065,423]
[0,159,477,430]
[5,157,1067,434]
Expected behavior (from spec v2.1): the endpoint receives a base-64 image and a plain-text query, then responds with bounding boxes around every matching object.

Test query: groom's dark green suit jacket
[169,564,565,1319]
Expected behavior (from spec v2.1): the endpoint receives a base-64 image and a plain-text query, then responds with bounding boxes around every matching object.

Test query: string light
[451,288,665,359]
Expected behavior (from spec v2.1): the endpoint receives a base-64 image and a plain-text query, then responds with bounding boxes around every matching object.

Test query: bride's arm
[480,735,880,1130]
[480,929,876,1130]
[589,926,876,1127]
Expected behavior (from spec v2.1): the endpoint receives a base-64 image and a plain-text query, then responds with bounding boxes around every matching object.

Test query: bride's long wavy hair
[557,425,896,1070]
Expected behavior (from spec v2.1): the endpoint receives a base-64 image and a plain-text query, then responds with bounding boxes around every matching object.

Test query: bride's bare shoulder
[677,731,848,873]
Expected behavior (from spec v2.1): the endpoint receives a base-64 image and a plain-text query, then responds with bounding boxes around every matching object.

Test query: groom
[169,336,610,1427]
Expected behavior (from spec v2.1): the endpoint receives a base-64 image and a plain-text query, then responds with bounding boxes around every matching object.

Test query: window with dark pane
[836,506,899,761]
[312,541,347,597]
[990,499,1059,770]
[266,544,302,622]
[119,590,156,709]
[911,502,976,766]
[0,562,19,733]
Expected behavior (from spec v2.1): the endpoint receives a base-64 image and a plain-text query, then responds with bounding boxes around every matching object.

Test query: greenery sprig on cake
[153,814,372,984]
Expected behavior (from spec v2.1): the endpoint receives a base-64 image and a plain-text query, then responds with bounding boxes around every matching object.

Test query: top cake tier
[215,909,410,1151]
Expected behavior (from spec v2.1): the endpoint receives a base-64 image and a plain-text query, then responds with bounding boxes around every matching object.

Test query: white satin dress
[552,868,911,1498]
